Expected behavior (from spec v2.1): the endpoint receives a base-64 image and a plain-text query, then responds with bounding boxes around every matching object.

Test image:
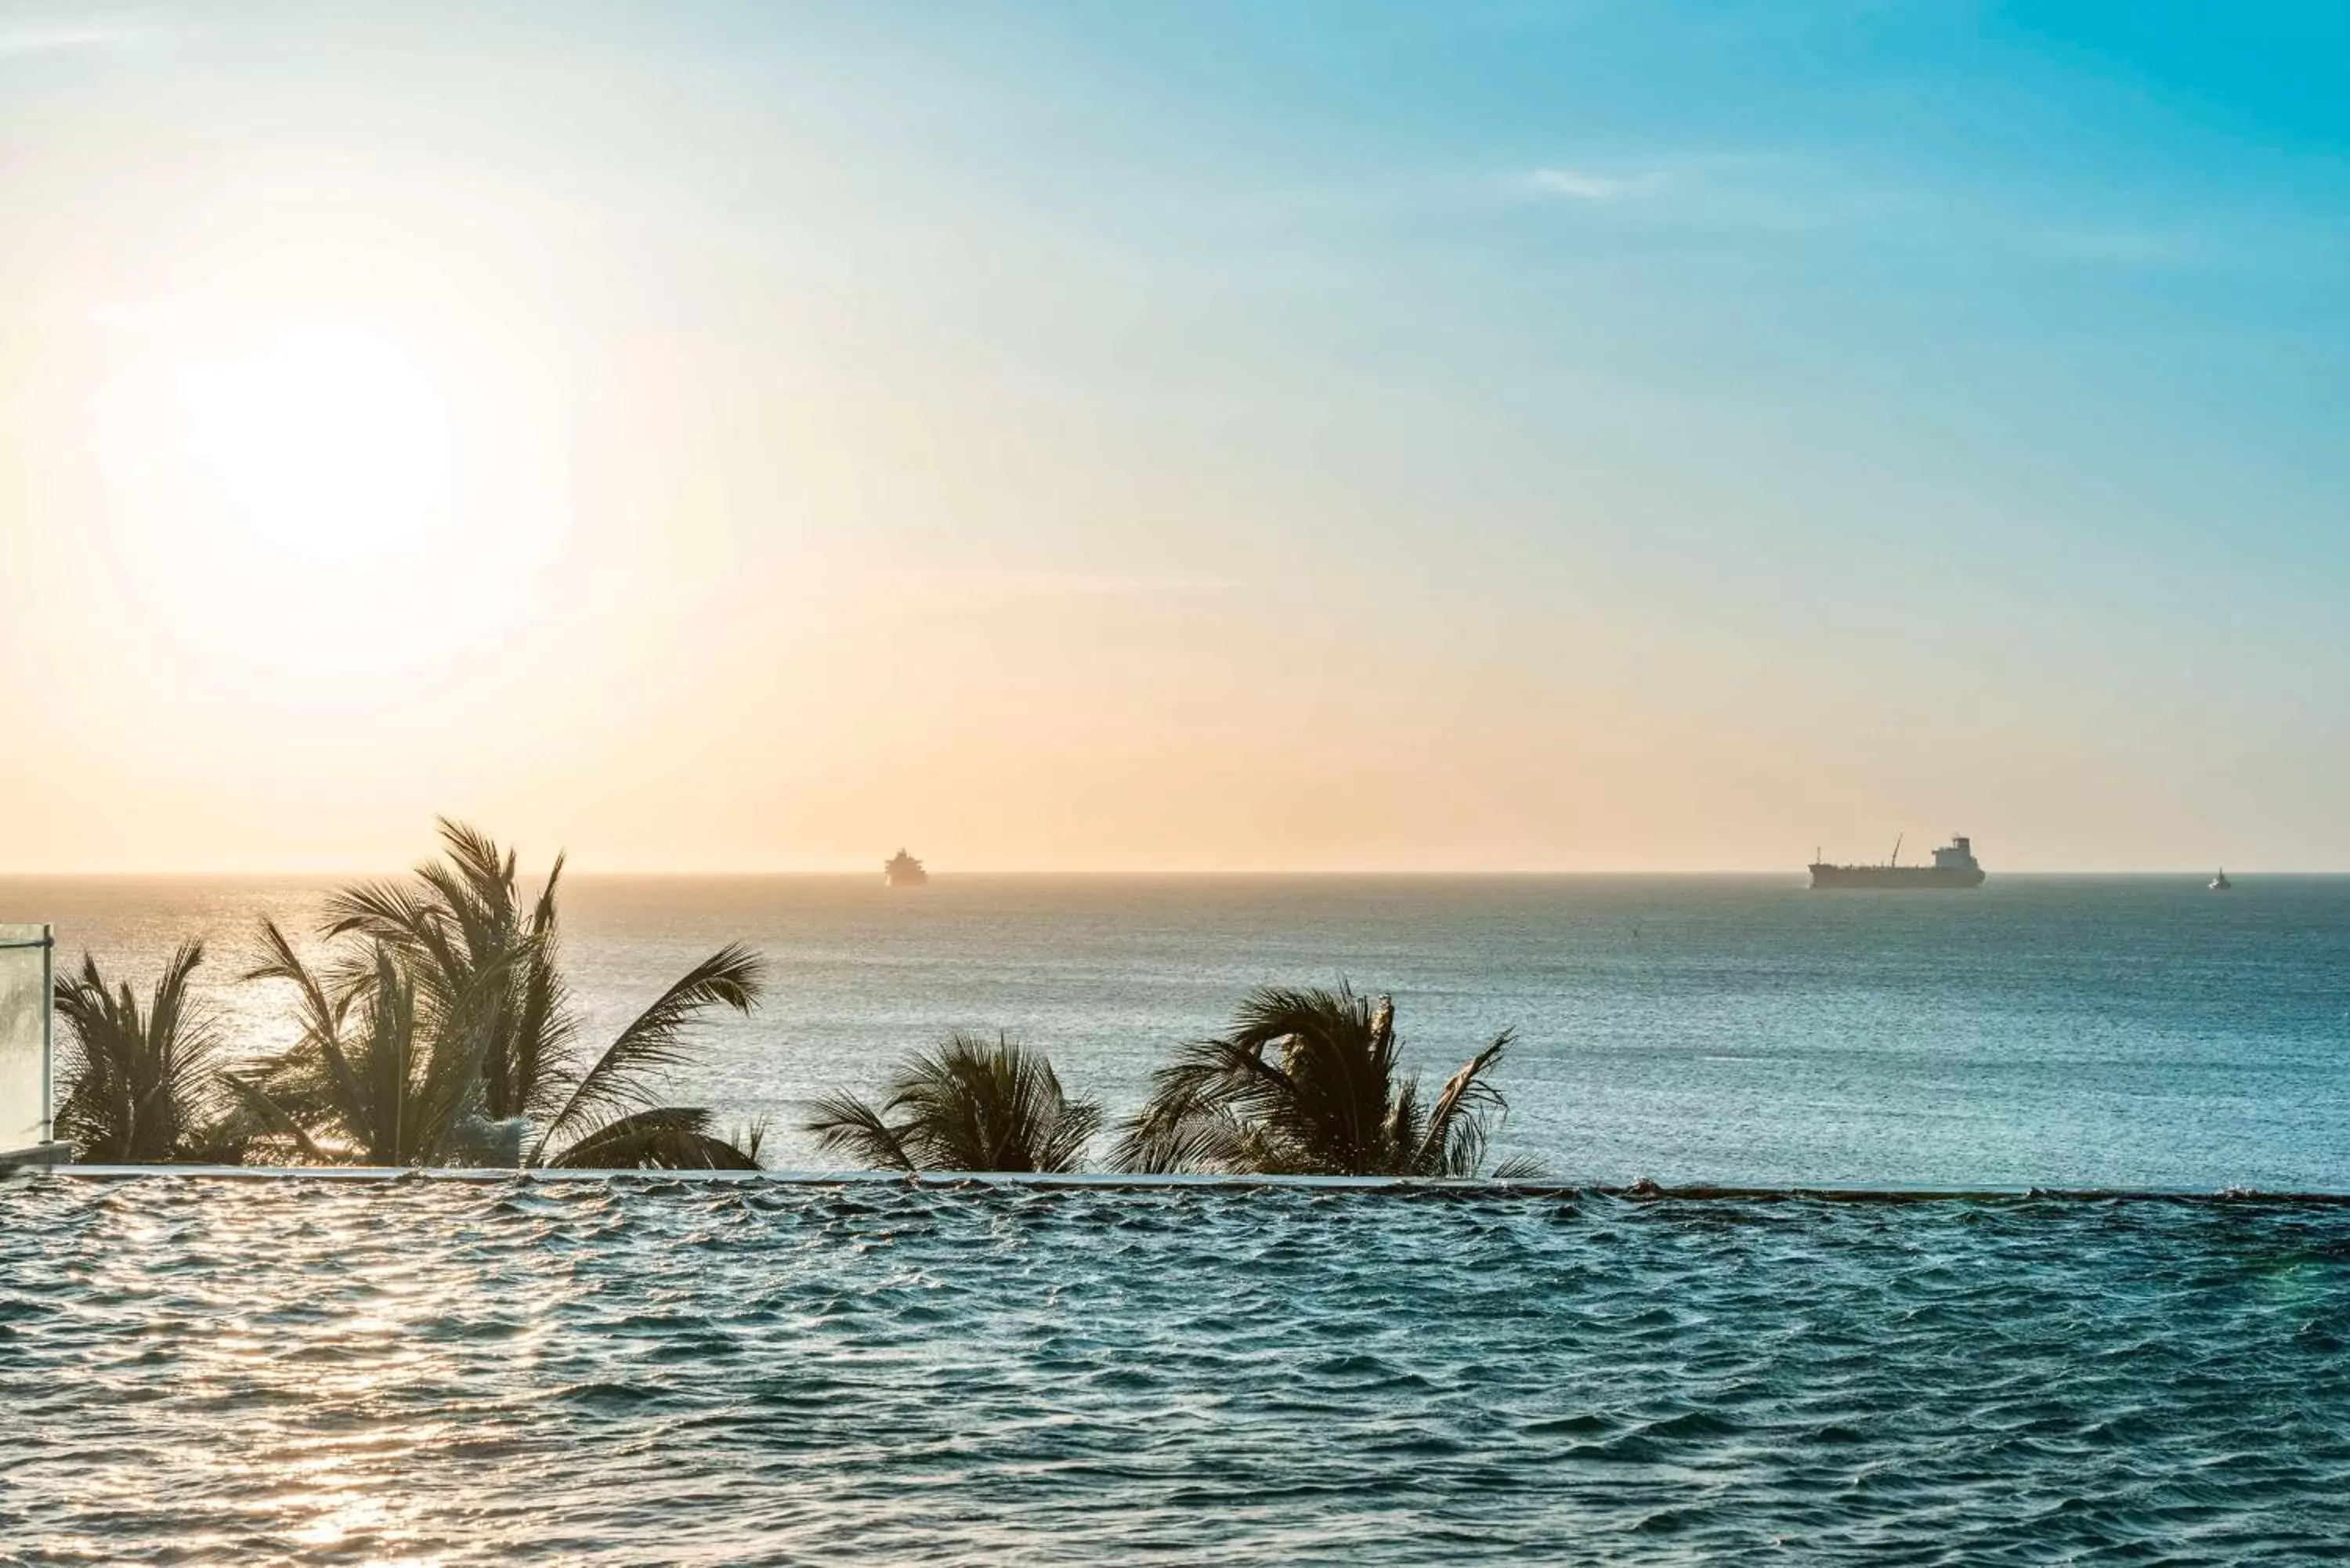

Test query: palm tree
[803,1032,1104,1172]
[319,819,573,1122]
[55,942,248,1164]
[1115,984,1537,1177]
[233,821,768,1169]
[525,943,768,1169]
[226,926,496,1166]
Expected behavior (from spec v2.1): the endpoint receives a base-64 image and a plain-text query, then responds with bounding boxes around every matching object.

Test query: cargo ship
[884,848,929,887]
[1809,835,1984,889]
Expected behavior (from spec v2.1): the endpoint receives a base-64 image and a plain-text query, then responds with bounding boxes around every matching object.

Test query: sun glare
[177,328,454,559]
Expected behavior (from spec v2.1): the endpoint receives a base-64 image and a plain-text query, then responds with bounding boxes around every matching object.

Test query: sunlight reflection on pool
[5,1176,2347,1563]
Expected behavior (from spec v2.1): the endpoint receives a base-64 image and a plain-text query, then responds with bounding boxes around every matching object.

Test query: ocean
[6,873,2345,1188]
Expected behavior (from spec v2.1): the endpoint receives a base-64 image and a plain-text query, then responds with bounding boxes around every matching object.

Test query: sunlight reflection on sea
[5,873,2347,1188]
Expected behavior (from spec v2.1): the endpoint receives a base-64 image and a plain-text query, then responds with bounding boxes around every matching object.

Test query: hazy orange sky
[5,5,2346,873]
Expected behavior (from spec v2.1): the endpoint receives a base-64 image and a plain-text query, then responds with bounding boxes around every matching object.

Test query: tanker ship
[1809,835,1984,889]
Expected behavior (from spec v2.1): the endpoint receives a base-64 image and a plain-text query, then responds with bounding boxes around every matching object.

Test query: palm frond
[1113,1050,1264,1173]
[1383,1072,1424,1171]
[530,942,766,1163]
[806,1033,1102,1173]
[1114,1095,1263,1175]
[530,851,566,938]
[436,816,515,903]
[410,951,508,1159]
[499,848,575,1118]
[1124,987,1528,1177]
[219,1071,333,1164]
[801,1089,917,1171]
[54,941,230,1162]
[548,1107,763,1170]
[1408,1029,1513,1176]
[244,919,348,1037]
[497,939,576,1119]
[320,877,446,949]
[730,1115,769,1165]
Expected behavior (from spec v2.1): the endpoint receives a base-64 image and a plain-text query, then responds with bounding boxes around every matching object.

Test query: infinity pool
[4,1177,2345,1563]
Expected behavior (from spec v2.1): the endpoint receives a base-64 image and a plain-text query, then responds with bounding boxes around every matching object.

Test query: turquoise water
[6,873,2347,1187]
[4,1177,2346,1563]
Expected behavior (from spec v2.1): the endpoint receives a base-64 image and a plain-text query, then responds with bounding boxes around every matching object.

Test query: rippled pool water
[4,1177,2347,1564]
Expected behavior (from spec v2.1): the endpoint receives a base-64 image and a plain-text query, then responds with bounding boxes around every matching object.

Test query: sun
[177,327,454,559]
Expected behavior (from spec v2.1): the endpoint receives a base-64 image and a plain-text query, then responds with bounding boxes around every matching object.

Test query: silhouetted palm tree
[553,1107,765,1170]
[804,1032,1104,1172]
[526,944,767,1169]
[1115,985,1536,1177]
[233,821,767,1169]
[56,942,249,1164]
[227,927,497,1165]
[320,819,573,1122]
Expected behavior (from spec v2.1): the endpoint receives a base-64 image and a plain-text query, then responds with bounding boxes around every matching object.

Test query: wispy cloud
[0,14,161,60]
[1508,154,2245,273]
[892,569,1252,606]
[1525,167,1667,201]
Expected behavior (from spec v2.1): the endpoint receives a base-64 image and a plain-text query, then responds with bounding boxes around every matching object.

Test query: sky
[2,0,2346,873]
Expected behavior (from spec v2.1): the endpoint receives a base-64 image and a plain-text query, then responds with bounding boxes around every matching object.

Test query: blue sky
[2,1,2345,869]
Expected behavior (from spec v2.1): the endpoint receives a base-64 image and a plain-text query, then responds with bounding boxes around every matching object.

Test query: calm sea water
[3,1178,2345,1564]
[4,874,2347,1187]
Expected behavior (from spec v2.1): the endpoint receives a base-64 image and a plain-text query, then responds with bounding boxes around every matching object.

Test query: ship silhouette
[1810,834,1984,889]
[884,848,928,887]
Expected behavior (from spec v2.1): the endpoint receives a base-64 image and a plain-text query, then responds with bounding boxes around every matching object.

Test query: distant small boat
[884,848,929,887]
[2209,869,2232,891]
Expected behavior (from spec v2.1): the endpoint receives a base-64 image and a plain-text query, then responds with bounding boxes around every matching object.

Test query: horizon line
[0,865,2331,880]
